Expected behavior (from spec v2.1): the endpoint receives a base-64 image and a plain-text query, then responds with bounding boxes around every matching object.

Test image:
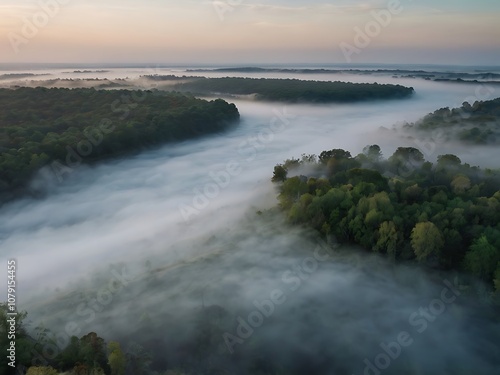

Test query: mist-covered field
[1,67,499,374]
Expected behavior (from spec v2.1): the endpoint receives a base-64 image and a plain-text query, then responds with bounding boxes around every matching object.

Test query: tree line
[141,76,415,103]
[0,87,239,203]
[403,97,500,145]
[1,303,137,375]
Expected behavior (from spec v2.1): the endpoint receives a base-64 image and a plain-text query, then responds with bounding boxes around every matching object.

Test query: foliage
[0,87,239,202]
[375,221,399,259]
[272,164,288,183]
[273,145,500,287]
[411,222,444,262]
[494,263,500,292]
[403,97,500,145]
[25,367,58,375]
[464,235,500,280]
[107,342,125,375]
[0,309,205,375]
[143,76,415,103]
[55,332,109,374]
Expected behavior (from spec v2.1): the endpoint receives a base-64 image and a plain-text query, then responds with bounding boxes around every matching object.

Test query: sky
[0,0,499,65]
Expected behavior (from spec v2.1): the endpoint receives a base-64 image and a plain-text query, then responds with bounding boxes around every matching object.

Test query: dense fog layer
[0,69,499,374]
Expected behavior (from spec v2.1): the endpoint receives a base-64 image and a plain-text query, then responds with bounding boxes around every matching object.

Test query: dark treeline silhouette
[142,75,414,103]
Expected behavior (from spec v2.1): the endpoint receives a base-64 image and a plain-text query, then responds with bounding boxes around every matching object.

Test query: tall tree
[410,222,444,262]
[464,235,500,281]
[363,144,383,162]
[376,221,399,258]
[108,341,126,375]
[26,367,58,375]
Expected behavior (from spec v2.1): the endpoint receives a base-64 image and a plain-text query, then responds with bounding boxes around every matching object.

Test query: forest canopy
[143,76,415,103]
[272,145,500,289]
[0,87,239,202]
[401,97,500,145]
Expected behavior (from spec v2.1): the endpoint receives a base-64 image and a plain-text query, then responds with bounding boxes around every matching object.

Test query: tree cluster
[0,302,129,375]
[158,76,414,103]
[0,87,239,202]
[273,145,500,289]
[403,97,500,145]
[0,301,211,375]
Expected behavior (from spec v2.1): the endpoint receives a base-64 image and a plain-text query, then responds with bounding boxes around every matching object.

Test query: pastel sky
[0,0,499,65]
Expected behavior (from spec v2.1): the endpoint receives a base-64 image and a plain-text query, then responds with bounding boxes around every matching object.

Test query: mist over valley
[0,67,499,374]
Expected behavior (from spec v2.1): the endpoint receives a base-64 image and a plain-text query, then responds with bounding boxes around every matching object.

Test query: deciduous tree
[410,222,444,262]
